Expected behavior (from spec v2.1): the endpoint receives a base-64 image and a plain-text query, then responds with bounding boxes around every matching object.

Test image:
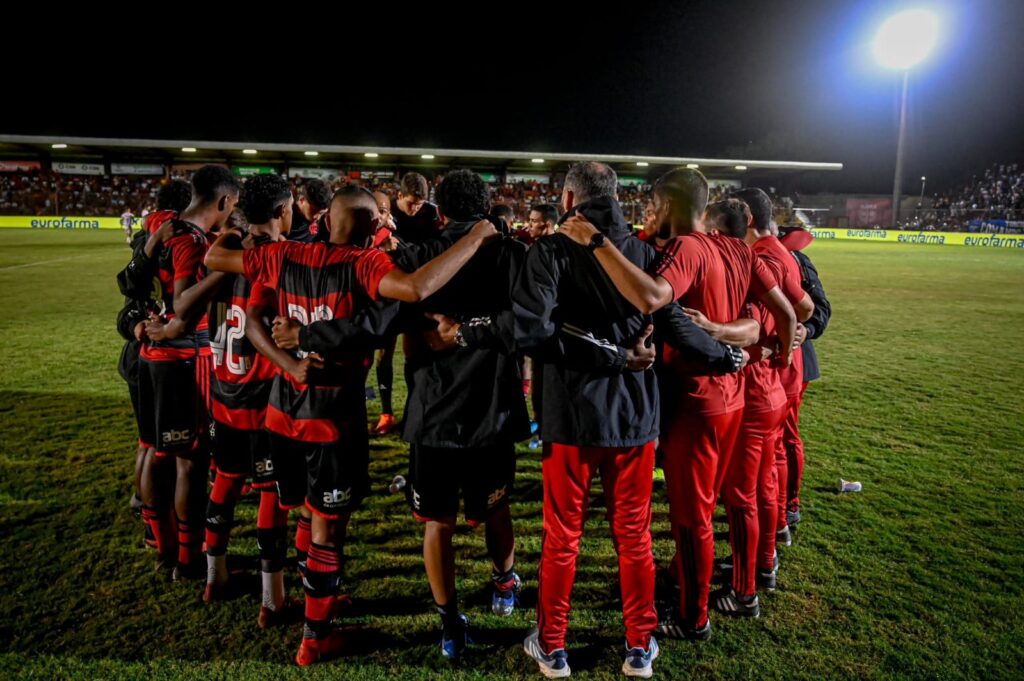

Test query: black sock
[492,565,517,589]
[377,356,393,414]
[435,601,461,637]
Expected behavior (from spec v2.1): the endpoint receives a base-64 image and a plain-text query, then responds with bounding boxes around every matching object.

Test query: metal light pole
[873,8,939,227]
[919,175,927,206]
[891,70,909,226]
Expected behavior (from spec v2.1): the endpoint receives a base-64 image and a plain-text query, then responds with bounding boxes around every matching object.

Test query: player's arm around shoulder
[378,219,498,303]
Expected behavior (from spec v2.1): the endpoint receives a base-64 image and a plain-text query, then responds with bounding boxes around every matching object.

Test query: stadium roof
[0,134,843,177]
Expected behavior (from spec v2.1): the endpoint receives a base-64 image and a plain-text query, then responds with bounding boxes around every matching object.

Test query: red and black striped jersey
[208,271,277,431]
[242,241,397,443]
[140,220,210,362]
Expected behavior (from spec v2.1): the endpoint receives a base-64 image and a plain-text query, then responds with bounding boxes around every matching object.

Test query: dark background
[6,0,1022,193]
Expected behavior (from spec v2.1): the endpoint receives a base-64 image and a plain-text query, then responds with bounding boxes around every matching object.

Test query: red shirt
[243,241,396,443]
[741,244,788,415]
[653,232,774,415]
[754,236,805,397]
[143,210,176,234]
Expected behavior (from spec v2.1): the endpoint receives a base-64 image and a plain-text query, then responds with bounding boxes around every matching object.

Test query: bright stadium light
[304,150,318,156]
[243,149,258,155]
[364,152,379,158]
[531,158,545,164]
[636,161,649,167]
[735,165,747,170]
[181,147,197,153]
[421,154,435,160]
[686,163,699,169]
[51,143,67,149]
[874,8,939,226]
[873,9,938,71]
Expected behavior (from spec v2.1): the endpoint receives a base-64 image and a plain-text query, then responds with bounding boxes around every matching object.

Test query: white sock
[207,554,228,586]
[262,570,285,610]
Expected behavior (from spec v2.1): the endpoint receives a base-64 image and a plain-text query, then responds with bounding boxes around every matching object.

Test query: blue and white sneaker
[622,636,659,678]
[523,628,571,678]
[492,571,522,616]
[440,613,471,661]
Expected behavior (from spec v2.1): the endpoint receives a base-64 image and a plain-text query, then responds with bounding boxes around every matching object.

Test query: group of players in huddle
[116,161,830,678]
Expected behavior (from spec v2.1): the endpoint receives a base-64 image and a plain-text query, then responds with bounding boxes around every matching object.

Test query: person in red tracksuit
[699,195,814,617]
[515,162,755,678]
[776,227,831,540]
[779,228,832,530]
[558,167,797,640]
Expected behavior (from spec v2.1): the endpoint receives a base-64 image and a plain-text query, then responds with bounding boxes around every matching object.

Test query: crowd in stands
[903,162,1023,232]
[0,170,165,216]
[0,167,715,226]
[8,161,1019,232]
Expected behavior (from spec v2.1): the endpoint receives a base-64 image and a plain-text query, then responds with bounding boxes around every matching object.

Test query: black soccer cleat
[756,566,778,592]
[711,587,761,618]
[655,611,712,641]
[776,525,793,547]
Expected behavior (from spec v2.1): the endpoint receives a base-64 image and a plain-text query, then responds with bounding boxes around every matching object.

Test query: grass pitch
[0,230,1022,680]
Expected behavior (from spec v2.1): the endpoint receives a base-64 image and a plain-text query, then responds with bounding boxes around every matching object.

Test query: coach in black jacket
[792,248,831,382]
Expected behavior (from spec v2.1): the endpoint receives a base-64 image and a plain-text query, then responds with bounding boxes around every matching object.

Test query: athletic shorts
[267,432,369,519]
[210,420,274,489]
[138,356,200,458]
[407,442,516,525]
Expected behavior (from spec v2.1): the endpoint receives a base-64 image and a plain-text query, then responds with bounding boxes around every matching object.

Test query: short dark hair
[564,161,618,202]
[399,172,429,199]
[332,185,378,211]
[191,165,240,205]
[156,179,192,212]
[299,179,332,212]
[730,188,773,232]
[241,174,292,224]
[492,203,516,224]
[436,169,490,222]
[530,203,559,225]
[705,198,751,239]
[653,168,709,217]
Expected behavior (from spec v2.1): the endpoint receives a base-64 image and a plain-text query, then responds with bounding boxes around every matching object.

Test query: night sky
[7,0,1023,193]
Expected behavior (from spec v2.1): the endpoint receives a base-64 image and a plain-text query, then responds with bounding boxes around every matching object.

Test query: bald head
[329,185,380,245]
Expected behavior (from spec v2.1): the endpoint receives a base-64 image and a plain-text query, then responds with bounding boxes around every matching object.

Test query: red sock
[304,543,341,639]
[258,491,290,574]
[295,516,312,571]
[142,505,177,562]
[258,491,289,529]
[177,516,202,567]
